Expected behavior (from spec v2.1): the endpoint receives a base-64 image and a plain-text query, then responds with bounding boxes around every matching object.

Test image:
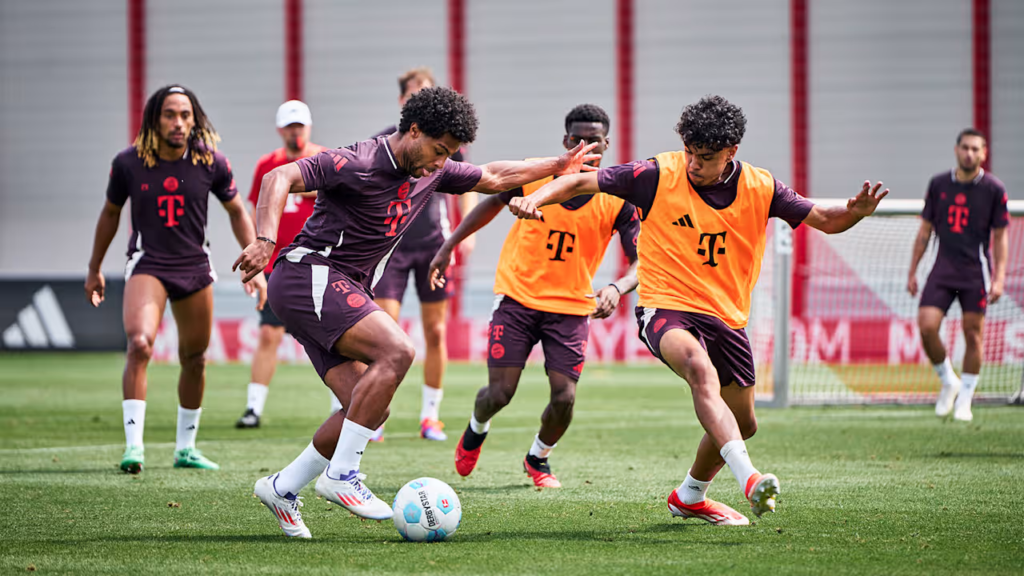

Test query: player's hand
[244,271,268,311]
[428,246,454,291]
[989,280,1004,304]
[85,270,105,307]
[907,275,918,297]
[847,181,889,217]
[587,284,621,319]
[508,196,543,220]
[233,240,273,283]
[555,141,602,175]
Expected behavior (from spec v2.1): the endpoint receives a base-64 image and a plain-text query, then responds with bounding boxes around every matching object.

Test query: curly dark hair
[565,103,610,133]
[675,95,746,151]
[398,86,478,144]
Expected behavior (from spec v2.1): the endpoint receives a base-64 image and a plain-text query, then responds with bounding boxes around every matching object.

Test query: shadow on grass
[0,468,121,475]
[930,451,1024,459]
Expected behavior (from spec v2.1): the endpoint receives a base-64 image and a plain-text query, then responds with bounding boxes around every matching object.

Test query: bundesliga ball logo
[392,477,461,542]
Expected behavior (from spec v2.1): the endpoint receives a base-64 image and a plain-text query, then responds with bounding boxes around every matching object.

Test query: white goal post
[756,198,1024,407]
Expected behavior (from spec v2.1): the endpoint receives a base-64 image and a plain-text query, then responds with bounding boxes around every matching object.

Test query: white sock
[122,399,146,448]
[247,383,269,416]
[676,471,713,505]
[328,392,343,415]
[175,406,202,451]
[470,413,490,435]
[274,442,329,499]
[326,419,374,478]
[528,435,555,459]
[933,358,958,387]
[720,439,759,495]
[957,373,979,408]
[420,385,443,422]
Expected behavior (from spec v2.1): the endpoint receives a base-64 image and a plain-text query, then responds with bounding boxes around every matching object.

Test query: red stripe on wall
[791,0,809,321]
[614,0,634,314]
[127,0,146,143]
[448,0,467,321]
[973,0,991,170]
[285,0,303,102]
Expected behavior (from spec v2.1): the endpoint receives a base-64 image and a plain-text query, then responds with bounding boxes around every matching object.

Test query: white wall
[992,0,1024,197]
[810,0,972,201]
[0,0,128,275]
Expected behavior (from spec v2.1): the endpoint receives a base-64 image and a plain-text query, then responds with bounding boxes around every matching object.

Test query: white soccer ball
[392,477,462,542]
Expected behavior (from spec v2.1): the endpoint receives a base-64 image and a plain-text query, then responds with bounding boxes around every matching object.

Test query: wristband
[608,283,622,295]
[257,236,276,246]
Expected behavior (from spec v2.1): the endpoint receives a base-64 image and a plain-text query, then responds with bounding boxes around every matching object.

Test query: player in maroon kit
[908,128,1009,422]
[370,67,477,442]
[237,86,599,536]
[85,85,267,473]
[235,100,326,428]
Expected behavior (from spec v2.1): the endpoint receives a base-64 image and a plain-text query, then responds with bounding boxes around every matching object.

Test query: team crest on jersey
[490,343,505,359]
[347,293,366,308]
[955,193,967,205]
[163,177,179,192]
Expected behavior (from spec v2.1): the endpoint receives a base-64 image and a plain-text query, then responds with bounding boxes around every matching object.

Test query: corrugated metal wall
[0,0,1018,282]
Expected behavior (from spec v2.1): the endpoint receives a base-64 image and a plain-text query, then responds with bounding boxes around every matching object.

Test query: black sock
[461,425,487,451]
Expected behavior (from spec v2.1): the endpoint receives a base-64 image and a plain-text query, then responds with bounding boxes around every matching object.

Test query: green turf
[1,353,1022,575]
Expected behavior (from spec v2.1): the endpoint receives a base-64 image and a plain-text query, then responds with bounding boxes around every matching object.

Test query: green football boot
[120,445,145,474]
[173,447,220,470]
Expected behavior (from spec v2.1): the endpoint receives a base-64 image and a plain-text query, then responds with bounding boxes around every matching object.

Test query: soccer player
[236,100,327,428]
[907,128,1009,422]
[368,67,478,442]
[235,87,600,537]
[431,103,639,488]
[507,95,887,524]
[85,85,267,474]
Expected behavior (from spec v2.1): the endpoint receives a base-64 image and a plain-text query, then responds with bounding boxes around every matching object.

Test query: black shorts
[260,271,285,327]
[920,275,989,316]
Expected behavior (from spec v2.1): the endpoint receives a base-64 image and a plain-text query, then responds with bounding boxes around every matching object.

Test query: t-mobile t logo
[947,205,969,233]
[158,195,185,227]
[697,231,727,267]
[546,230,576,261]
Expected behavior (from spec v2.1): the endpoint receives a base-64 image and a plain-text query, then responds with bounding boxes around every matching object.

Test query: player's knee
[381,336,415,377]
[489,383,516,408]
[178,348,207,372]
[258,325,283,349]
[739,417,758,440]
[126,333,154,364]
[423,320,446,348]
[550,387,576,414]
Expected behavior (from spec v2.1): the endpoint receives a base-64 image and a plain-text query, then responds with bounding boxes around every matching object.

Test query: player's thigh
[487,366,524,403]
[486,296,542,370]
[122,274,168,342]
[323,360,369,410]
[375,298,402,322]
[659,328,718,387]
[918,278,954,331]
[334,310,414,366]
[917,306,946,334]
[420,299,448,341]
[169,284,214,355]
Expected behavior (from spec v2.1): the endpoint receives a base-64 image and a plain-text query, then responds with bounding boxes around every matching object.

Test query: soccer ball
[392,477,461,542]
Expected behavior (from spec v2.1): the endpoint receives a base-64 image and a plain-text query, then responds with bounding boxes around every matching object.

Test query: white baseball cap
[276,100,312,128]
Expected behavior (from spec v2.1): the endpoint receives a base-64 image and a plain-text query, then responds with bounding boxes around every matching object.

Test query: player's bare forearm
[473,141,601,194]
[804,181,888,234]
[532,172,601,207]
[224,195,258,249]
[88,201,122,272]
[439,195,504,254]
[255,163,305,241]
[992,226,1008,284]
[908,220,933,277]
[612,258,639,294]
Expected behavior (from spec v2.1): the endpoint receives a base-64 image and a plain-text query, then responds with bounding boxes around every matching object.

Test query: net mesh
[754,206,1024,405]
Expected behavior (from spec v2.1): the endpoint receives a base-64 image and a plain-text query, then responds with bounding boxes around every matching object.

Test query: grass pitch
[1,353,1022,575]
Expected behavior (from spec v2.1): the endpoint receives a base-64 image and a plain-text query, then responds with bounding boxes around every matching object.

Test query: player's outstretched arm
[802,181,889,234]
[990,226,1008,304]
[233,162,305,283]
[428,194,506,291]
[507,172,602,220]
[907,219,933,297]
[223,194,267,311]
[85,200,123,307]
[473,141,601,195]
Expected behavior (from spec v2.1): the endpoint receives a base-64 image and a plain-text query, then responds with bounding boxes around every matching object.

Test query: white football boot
[254,475,311,538]
[315,469,393,520]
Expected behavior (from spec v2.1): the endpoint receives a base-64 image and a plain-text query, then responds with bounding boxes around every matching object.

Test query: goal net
[755,199,1024,406]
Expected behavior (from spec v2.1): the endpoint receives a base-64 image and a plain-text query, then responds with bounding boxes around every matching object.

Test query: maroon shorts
[374,242,452,304]
[636,307,756,388]
[128,261,214,302]
[487,295,589,381]
[919,275,989,315]
[268,260,381,380]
